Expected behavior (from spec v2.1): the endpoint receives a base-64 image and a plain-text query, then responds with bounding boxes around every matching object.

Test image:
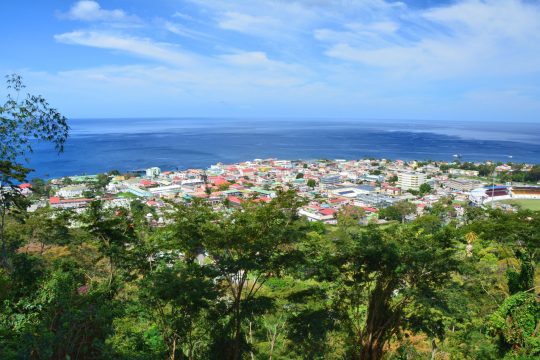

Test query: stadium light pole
[491,170,495,209]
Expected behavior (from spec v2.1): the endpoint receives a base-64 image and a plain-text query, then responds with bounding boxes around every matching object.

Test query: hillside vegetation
[0,192,539,360]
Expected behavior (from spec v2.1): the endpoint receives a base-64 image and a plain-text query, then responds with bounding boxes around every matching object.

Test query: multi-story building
[398,172,426,191]
[146,167,161,178]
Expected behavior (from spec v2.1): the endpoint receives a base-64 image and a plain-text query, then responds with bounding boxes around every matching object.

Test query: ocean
[27,118,540,179]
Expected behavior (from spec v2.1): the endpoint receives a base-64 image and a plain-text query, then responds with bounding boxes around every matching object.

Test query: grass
[501,199,540,211]
[117,191,138,199]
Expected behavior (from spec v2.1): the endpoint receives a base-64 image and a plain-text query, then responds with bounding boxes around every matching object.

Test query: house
[49,196,92,209]
[250,188,276,199]
[226,196,243,207]
[299,206,337,224]
[56,184,89,198]
[18,183,32,196]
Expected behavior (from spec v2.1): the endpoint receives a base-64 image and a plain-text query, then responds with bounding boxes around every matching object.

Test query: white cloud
[172,11,196,21]
[218,11,282,33]
[42,0,540,120]
[219,51,300,71]
[163,21,210,39]
[318,0,540,78]
[63,1,138,22]
[54,31,194,66]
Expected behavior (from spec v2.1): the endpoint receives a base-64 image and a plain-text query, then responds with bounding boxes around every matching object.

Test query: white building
[398,172,427,191]
[146,167,161,178]
[56,185,89,198]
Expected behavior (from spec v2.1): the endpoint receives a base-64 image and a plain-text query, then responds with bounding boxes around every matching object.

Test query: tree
[307,179,317,188]
[203,191,304,360]
[0,74,68,162]
[419,183,432,196]
[488,292,540,357]
[95,173,111,191]
[80,201,138,287]
[0,74,68,269]
[0,161,30,269]
[327,220,459,359]
[140,261,219,360]
[296,173,304,179]
[164,198,221,262]
[30,177,50,197]
[21,206,72,253]
[336,206,366,227]
[379,201,416,223]
[466,209,540,358]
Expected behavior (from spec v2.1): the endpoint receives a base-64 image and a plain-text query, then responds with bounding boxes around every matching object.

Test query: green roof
[251,187,275,195]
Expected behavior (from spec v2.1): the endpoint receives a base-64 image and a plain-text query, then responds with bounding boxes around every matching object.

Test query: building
[146,167,161,178]
[445,178,482,192]
[330,185,374,198]
[127,186,153,198]
[56,184,89,198]
[448,168,479,177]
[320,175,341,186]
[299,207,337,224]
[398,172,427,191]
[361,174,385,183]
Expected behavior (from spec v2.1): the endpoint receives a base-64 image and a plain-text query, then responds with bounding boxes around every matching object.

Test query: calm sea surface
[27,118,540,179]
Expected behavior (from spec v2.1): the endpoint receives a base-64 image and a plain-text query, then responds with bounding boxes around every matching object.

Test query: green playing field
[501,199,540,211]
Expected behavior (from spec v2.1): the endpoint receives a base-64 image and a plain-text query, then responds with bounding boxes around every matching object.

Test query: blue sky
[1,0,540,121]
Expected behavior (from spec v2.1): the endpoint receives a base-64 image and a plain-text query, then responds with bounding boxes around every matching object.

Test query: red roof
[19,183,32,189]
[140,180,156,187]
[362,206,379,213]
[50,197,92,205]
[319,208,337,216]
[209,176,229,186]
[227,196,243,204]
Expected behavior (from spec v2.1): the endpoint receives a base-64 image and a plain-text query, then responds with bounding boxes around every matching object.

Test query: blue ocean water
[27,118,540,179]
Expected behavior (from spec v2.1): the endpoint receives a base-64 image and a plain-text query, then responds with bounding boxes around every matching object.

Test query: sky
[1,0,540,121]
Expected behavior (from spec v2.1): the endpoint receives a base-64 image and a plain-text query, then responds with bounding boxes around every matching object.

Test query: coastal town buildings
[14,158,537,226]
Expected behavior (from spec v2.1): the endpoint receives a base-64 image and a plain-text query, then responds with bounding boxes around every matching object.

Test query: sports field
[501,199,540,211]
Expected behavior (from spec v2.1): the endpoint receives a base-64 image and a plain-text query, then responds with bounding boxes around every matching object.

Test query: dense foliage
[0,193,538,360]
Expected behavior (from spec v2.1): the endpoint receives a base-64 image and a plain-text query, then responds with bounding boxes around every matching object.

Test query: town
[19,158,540,224]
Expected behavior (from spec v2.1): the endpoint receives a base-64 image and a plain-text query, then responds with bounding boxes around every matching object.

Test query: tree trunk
[0,201,8,270]
[248,321,255,360]
[359,280,397,360]
[359,335,384,360]
[170,336,176,360]
[268,325,278,360]
[231,298,243,360]
[430,338,437,360]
